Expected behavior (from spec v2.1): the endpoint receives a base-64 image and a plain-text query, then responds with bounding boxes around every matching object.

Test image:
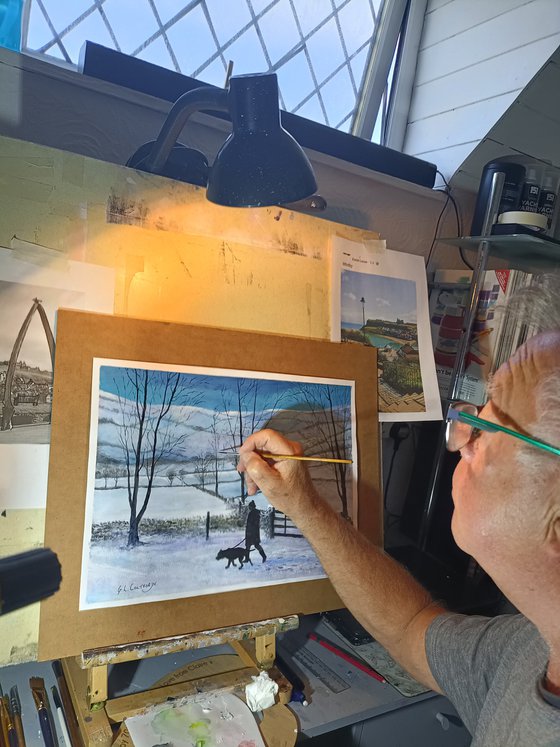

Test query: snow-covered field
[81,482,318,609]
[82,530,324,609]
[91,483,270,523]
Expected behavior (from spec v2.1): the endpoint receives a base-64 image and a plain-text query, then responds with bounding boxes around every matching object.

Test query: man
[237,325,560,745]
[245,499,266,562]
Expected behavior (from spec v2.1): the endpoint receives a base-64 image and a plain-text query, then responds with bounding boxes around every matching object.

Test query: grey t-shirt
[426,612,560,746]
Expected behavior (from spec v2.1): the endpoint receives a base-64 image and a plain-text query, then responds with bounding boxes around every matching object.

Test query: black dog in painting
[216,547,253,569]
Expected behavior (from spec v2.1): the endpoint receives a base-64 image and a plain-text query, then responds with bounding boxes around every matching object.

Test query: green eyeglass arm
[448,409,560,457]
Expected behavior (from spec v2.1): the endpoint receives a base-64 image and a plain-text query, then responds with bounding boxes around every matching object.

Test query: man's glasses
[445,402,560,457]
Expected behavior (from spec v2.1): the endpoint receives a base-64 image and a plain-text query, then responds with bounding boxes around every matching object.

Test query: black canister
[470,160,526,235]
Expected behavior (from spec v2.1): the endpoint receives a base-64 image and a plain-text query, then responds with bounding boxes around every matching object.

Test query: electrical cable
[445,190,473,270]
[425,190,450,269]
[383,448,399,507]
[428,170,474,271]
[383,423,410,510]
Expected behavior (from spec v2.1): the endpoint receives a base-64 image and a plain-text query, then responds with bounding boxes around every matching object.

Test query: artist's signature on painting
[116,580,157,596]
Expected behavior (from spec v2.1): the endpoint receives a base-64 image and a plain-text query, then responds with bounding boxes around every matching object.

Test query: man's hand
[237,429,319,519]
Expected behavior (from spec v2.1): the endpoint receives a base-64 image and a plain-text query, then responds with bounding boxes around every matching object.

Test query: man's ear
[547,515,560,559]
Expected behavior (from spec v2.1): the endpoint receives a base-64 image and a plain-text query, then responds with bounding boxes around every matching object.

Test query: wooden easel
[61,616,300,747]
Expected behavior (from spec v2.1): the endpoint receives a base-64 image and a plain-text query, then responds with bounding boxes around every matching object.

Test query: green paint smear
[152,706,213,747]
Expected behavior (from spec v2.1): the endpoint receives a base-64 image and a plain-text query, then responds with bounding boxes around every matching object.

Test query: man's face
[450,333,560,569]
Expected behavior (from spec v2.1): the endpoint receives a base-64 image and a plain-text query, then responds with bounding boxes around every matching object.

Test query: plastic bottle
[519,168,541,213]
[537,175,557,231]
[470,160,525,235]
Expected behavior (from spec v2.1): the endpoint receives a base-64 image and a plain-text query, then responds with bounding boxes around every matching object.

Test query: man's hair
[505,272,560,476]
[505,272,560,332]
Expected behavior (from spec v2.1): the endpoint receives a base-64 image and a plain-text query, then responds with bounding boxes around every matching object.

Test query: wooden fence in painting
[272,509,302,538]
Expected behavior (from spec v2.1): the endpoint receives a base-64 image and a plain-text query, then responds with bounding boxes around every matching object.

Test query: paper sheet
[79,358,357,610]
[331,237,442,422]
[0,248,114,508]
[125,691,266,747]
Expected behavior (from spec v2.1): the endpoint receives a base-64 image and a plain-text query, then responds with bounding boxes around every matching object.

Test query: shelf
[439,232,560,271]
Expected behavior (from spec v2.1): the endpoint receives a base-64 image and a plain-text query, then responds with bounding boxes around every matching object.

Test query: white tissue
[245,670,279,712]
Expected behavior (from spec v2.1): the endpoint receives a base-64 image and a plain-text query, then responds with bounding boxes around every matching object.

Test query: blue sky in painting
[99,365,350,412]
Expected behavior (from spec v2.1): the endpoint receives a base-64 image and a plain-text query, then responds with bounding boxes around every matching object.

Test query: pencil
[51,662,82,747]
[51,688,71,747]
[221,450,352,465]
[308,632,387,684]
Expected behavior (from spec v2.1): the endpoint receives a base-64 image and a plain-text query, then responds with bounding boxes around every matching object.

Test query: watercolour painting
[80,358,356,610]
[331,236,442,422]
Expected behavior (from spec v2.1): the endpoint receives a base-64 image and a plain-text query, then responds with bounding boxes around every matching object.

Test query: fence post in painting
[206,511,210,540]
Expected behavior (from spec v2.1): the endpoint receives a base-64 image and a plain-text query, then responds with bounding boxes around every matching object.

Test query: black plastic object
[207,74,317,207]
[0,548,61,614]
[470,160,526,235]
[127,141,210,186]
[80,42,437,190]
[322,608,374,646]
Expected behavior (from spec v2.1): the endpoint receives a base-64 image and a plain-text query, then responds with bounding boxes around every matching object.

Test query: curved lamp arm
[143,86,229,174]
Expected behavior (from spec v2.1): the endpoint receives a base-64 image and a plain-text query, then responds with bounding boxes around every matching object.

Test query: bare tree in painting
[296,384,352,519]
[166,467,177,486]
[209,411,222,496]
[96,464,112,489]
[110,465,126,489]
[220,379,287,504]
[193,452,213,490]
[113,369,203,547]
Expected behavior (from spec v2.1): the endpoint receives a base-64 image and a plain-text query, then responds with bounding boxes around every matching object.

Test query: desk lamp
[126,72,317,208]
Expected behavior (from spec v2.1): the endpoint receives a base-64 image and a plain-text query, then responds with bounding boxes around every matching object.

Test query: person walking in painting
[245,500,266,563]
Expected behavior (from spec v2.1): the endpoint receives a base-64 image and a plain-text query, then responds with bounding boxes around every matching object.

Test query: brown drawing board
[39,309,380,660]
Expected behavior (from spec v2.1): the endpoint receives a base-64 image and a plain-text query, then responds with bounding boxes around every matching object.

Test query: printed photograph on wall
[0,280,82,444]
[340,272,424,414]
[80,358,356,610]
[331,237,442,422]
[0,248,115,512]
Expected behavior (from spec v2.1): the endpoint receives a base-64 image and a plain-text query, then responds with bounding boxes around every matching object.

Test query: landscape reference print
[341,271,425,414]
[80,359,356,609]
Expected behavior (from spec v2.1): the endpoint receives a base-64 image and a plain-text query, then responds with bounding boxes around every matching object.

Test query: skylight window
[22,0,406,145]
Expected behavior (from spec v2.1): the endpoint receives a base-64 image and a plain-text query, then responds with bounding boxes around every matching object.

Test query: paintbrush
[0,688,11,747]
[1,696,18,747]
[8,688,25,747]
[29,679,55,747]
[220,450,352,464]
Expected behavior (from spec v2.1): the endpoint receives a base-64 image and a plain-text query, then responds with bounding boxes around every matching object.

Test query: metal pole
[418,171,505,550]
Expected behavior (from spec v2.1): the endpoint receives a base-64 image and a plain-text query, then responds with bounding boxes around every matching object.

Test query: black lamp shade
[206,74,317,207]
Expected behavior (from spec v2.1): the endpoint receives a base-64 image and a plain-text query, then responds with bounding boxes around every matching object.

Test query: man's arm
[238,429,445,691]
